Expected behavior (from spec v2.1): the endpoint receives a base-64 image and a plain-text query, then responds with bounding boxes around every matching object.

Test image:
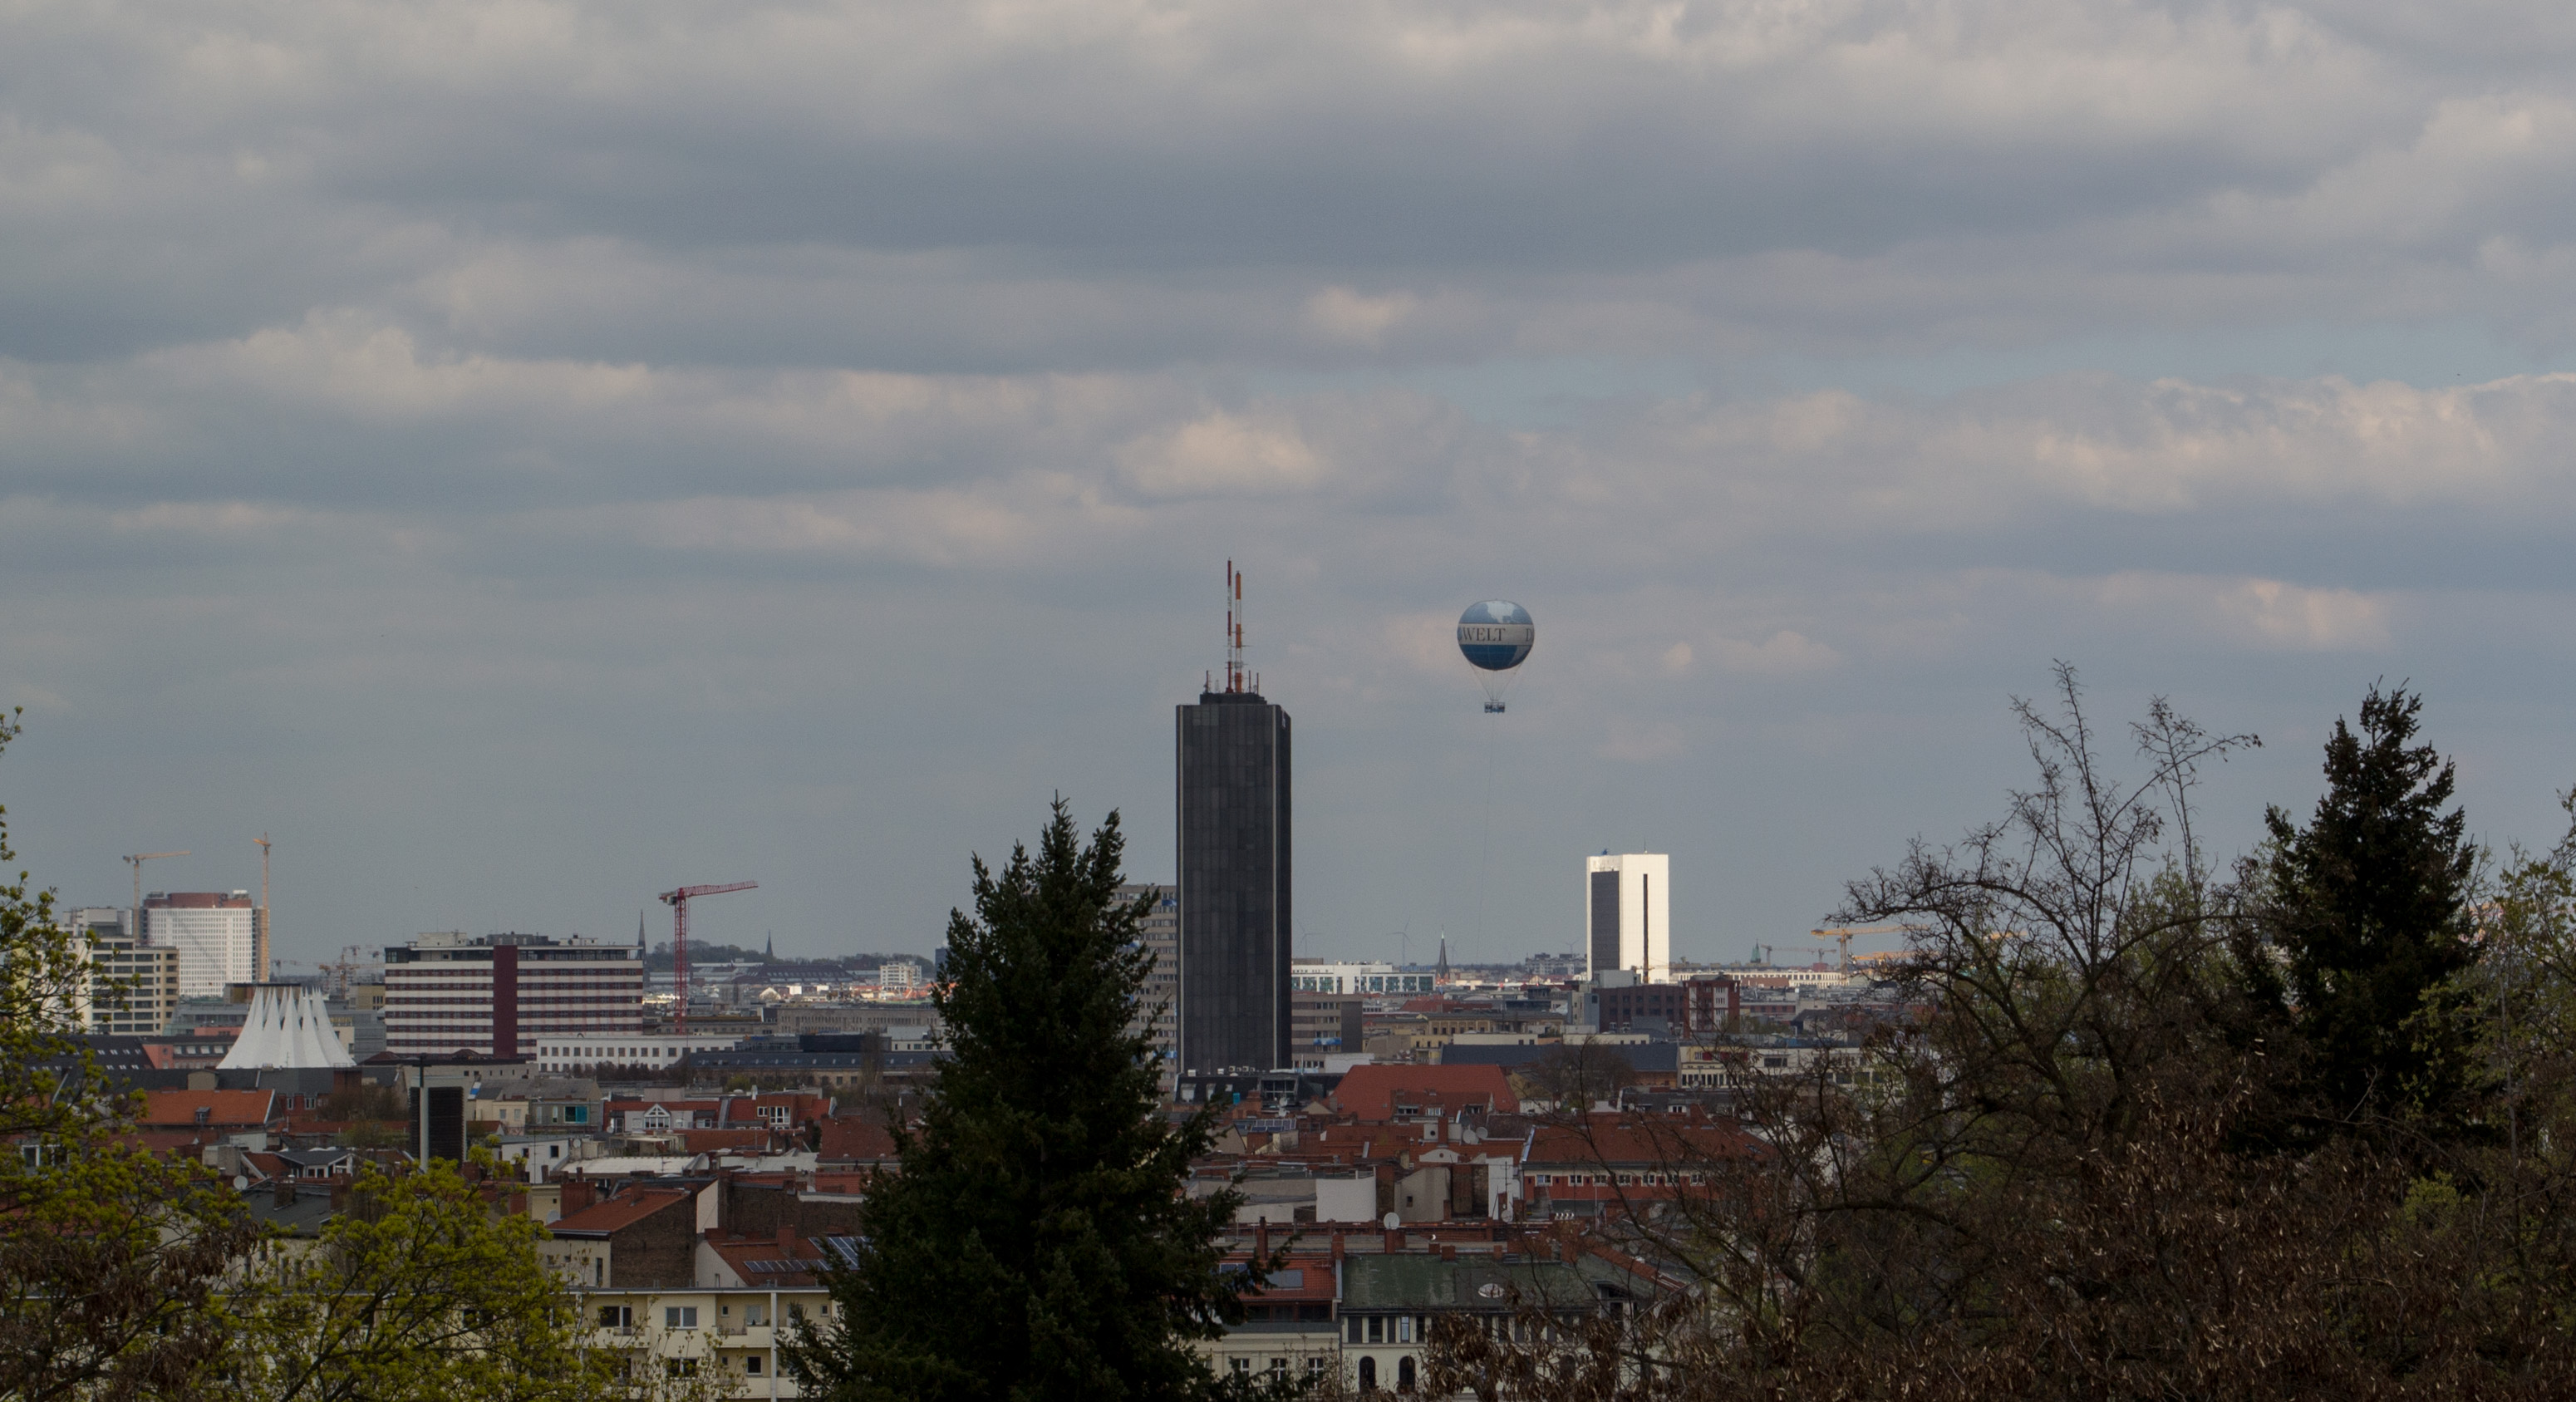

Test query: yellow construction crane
[253,834,273,980]
[1808,923,1910,972]
[123,850,189,912]
[318,945,379,998]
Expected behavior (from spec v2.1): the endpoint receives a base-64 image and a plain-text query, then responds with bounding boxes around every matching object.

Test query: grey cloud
[13,0,2576,965]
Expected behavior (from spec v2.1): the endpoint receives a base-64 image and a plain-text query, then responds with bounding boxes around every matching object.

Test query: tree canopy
[786,800,1265,1402]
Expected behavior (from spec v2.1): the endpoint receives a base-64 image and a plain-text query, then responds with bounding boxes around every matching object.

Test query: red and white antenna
[1224,560,1246,693]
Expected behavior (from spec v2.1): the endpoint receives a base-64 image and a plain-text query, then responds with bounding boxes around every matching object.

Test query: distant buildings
[1288,960,1435,996]
[1176,684,1291,1073]
[532,1032,745,1074]
[142,891,260,997]
[1121,883,1180,1078]
[383,931,643,1060]
[1584,853,1670,983]
[62,907,181,1035]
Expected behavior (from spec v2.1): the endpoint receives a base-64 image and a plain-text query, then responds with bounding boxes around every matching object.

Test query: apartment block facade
[383,931,643,1060]
[142,891,261,998]
[64,907,182,1035]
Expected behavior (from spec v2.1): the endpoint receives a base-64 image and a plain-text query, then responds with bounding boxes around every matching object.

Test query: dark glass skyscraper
[1175,688,1291,1073]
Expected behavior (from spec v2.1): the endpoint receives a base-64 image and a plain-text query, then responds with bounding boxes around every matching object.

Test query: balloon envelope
[1458,601,1535,705]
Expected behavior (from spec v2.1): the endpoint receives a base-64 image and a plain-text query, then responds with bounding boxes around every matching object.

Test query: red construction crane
[658,880,755,1033]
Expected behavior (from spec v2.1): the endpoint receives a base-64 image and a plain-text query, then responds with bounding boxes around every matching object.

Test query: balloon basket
[1483,702,1506,714]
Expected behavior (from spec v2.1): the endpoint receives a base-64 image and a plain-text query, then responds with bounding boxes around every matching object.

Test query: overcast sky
[8,0,2576,972]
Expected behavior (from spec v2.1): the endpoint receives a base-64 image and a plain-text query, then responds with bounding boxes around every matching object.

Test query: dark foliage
[2253,682,2480,1129]
[786,800,1273,1402]
[1426,670,2576,1400]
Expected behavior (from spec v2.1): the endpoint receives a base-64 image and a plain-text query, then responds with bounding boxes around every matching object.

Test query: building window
[1399,1356,1418,1392]
[1358,1357,1378,1390]
[599,1306,632,1329]
[744,1357,764,1375]
[666,1306,698,1329]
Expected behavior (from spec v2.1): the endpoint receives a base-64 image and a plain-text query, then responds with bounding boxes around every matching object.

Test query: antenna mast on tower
[1224,561,1246,693]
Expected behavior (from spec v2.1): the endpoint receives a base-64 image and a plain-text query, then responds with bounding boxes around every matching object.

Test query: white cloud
[1305,287,1418,347]
[2096,573,2396,652]
[1114,410,1333,499]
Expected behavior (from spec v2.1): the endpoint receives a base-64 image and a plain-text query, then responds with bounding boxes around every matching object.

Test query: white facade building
[1585,853,1671,983]
[1287,960,1435,997]
[143,892,260,998]
[532,1032,745,1073]
[63,908,182,1035]
[875,961,915,992]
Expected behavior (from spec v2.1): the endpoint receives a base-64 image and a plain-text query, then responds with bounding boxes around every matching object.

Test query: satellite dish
[233,1175,248,1190]
[1384,1212,1401,1231]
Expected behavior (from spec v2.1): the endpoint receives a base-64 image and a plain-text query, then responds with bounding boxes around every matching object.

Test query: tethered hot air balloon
[1457,600,1535,713]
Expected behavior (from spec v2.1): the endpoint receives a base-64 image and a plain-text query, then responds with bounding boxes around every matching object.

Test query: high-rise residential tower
[1585,853,1671,983]
[142,891,259,998]
[1118,882,1180,1086]
[1173,562,1291,1073]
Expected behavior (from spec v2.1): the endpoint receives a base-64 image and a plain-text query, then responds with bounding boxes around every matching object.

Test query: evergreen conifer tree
[2259,684,2479,1124]
[787,801,1264,1402]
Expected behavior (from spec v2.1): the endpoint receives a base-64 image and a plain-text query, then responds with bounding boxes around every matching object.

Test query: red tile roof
[817,1117,901,1165]
[674,1128,772,1152]
[1330,1064,1518,1121]
[140,1089,278,1129]
[548,1189,693,1236]
[705,1232,833,1286]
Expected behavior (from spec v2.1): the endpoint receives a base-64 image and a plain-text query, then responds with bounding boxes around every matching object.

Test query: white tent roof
[219,984,356,1070]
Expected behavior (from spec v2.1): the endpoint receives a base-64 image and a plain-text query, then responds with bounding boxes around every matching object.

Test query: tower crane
[320,945,379,998]
[658,881,756,1034]
[1808,923,1910,973]
[253,834,273,980]
[124,851,189,913]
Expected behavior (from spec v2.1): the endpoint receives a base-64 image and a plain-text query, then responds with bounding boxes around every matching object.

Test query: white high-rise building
[61,908,182,1035]
[1585,853,1671,983]
[142,891,259,999]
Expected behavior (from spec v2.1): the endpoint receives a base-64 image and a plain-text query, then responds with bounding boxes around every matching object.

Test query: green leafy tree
[785,801,1266,1402]
[222,1158,626,1402]
[2255,683,2480,1125]
[0,710,263,1400]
